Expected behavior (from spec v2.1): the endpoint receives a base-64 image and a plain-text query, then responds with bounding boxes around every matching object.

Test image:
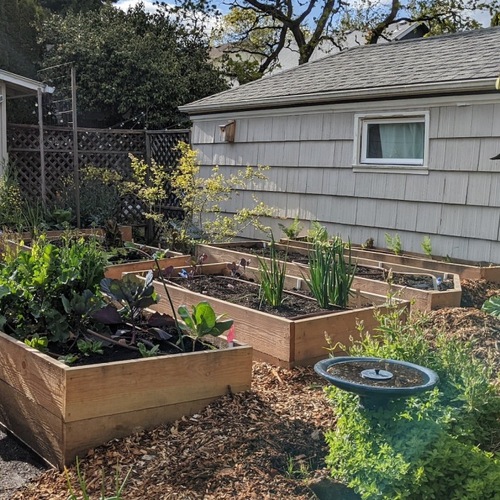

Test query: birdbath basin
[314,356,439,409]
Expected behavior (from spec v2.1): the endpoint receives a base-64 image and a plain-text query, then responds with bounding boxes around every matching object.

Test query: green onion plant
[258,235,287,307]
[305,237,356,309]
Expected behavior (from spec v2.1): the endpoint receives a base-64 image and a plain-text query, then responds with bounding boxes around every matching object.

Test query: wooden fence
[6,124,190,226]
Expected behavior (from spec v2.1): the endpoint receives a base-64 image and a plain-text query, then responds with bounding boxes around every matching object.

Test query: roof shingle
[182,27,500,113]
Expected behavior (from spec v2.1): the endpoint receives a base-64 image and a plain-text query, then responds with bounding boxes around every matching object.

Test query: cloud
[115,0,163,13]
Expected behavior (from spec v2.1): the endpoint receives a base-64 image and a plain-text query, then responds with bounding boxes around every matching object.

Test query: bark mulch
[10,363,355,500]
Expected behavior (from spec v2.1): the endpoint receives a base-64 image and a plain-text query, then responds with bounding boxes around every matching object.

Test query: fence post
[145,130,154,242]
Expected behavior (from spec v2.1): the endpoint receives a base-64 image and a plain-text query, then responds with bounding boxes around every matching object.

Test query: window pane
[366,122,424,160]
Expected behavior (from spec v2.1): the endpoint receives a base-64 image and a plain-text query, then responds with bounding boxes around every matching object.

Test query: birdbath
[314,356,439,409]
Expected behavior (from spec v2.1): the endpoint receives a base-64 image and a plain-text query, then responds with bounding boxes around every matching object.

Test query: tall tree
[38,3,228,128]
[191,0,500,82]
[0,0,43,77]
[39,0,117,14]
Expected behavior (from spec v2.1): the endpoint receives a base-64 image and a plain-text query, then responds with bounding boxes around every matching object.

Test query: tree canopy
[203,0,500,83]
[38,3,228,129]
[0,0,43,77]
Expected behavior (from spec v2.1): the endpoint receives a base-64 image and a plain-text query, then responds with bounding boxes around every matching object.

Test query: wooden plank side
[0,377,63,467]
[348,247,500,281]
[63,396,230,467]
[64,346,252,422]
[0,332,65,417]
[152,282,292,363]
[105,255,191,279]
[293,306,382,365]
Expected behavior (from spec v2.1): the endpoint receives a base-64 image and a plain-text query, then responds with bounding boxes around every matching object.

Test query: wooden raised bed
[104,244,191,279]
[196,242,462,311]
[0,331,251,468]
[280,237,500,283]
[145,274,408,368]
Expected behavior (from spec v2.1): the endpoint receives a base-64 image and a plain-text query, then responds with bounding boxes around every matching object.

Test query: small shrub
[278,216,303,239]
[307,220,329,243]
[385,232,402,255]
[421,235,432,257]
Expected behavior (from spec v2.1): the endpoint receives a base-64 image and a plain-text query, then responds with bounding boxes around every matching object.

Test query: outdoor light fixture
[219,120,236,142]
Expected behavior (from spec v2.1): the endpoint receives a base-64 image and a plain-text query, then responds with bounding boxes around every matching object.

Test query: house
[212,21,429,86]
[0,69,53,173]
[180,27,500,263]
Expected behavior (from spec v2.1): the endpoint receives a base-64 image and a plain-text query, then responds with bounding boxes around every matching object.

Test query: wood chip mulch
[12,363,338,500]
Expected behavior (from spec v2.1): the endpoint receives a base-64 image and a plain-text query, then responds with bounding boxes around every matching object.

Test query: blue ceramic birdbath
[314,356,439,409]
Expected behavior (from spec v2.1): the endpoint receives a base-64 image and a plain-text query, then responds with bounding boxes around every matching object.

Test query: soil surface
[168,274,354,317]
[2,278,500,499]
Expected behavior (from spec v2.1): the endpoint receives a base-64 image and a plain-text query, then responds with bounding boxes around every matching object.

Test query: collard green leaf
[482,296,500,317]
[92,304,124,324]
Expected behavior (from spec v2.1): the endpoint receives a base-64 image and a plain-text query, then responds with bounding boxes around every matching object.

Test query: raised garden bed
[196,242,461,311]
[144,272,408,368]
[0,330,251,469]
[104,243,191,279]
[280,237,500,283]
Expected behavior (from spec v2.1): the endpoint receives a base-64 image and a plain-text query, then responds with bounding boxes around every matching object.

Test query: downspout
[37,87,46,202]
[0,81,6,175]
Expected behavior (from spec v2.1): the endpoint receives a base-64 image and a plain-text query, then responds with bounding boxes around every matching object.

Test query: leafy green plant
[0,162,24,230]
[421,235,432,257]
[77,338,104,356]
[58,353,79,365]
[482,296,500,317]
[178,301,234,350]
[304,237,356,309]
[97,272,159,345]
[0,236,106,343]
[257,236,287,307]
[385,232,403,255]
[307,220,329,243]
[24,335,49,352]
[323,306,500,499]
[278,216,303,239]
[137,342,161,358]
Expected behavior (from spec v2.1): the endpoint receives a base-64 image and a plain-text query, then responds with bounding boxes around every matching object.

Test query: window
[354,112,429,171]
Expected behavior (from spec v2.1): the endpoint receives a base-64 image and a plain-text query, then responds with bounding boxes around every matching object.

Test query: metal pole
[71,65,80,227]
[37,88,46,202]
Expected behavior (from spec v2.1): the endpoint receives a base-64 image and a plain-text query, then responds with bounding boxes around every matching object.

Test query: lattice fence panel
[7,124,189,226]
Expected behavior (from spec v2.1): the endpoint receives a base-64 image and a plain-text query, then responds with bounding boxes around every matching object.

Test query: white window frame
[353,111,430,174]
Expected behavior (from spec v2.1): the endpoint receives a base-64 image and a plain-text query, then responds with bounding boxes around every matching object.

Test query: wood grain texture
[0,330,252,468]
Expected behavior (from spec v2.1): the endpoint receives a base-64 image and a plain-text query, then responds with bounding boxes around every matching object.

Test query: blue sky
[115,0,492,26]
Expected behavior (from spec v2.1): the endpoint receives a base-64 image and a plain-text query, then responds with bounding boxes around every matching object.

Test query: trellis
[6,124,190,226]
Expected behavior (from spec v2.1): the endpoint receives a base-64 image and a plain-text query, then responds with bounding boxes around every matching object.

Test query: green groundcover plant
[323,307,500,499]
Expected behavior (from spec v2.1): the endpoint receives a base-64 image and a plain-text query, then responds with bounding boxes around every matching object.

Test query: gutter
[179,78,497,115]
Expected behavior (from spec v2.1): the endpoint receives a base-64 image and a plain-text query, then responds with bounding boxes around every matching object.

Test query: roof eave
[180,78,497,115]
[0,69,54,95]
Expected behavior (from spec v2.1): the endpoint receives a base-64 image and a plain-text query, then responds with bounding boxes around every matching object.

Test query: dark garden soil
[168,274,346,317]
[219,244,455,291]
[2,278,500,499]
